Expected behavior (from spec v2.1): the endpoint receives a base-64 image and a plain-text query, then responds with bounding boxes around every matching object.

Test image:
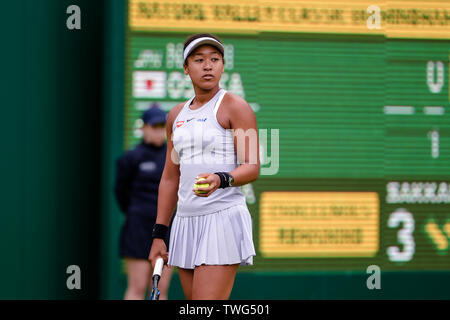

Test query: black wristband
[215,172,225,188]
[215,172,226,188]
[214,172,233,189]
[152,224,168,240]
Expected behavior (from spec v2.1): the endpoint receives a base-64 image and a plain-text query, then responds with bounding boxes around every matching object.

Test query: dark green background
[0,0,103,299]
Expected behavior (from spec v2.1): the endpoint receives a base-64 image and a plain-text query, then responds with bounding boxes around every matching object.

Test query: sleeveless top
[172,89,246,217]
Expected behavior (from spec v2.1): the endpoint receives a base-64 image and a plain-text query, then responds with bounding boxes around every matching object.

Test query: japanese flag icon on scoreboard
[132,71,166,98]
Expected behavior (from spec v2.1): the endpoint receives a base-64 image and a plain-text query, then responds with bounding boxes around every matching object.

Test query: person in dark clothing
[114,105,173,300]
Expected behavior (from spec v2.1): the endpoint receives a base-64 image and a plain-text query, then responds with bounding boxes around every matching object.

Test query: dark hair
[183,33,225,65]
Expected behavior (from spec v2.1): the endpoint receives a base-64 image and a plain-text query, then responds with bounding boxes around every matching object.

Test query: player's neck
[192,86,220,106]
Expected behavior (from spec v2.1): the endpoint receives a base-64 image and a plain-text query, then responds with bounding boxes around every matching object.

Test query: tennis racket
[149,257,164,300]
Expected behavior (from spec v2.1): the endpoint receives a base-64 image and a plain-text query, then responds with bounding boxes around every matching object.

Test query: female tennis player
[148,33,259,300]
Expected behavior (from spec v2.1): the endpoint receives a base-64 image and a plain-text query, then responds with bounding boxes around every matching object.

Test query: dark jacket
[114,142,166,218]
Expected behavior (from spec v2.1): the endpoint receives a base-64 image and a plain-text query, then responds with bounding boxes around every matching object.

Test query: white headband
[183,37,225,62]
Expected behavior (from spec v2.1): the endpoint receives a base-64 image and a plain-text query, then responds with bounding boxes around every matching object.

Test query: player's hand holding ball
[193,173,220,197]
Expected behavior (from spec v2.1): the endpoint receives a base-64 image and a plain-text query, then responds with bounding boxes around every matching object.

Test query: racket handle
[153,257,164,277]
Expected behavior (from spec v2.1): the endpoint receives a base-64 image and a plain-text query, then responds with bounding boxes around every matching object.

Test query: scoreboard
[122,0,450,274]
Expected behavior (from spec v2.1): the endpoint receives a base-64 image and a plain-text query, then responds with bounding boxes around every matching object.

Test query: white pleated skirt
[168,204,256,269]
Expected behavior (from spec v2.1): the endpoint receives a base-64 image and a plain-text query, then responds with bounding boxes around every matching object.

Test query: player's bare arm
[149,102,183,268]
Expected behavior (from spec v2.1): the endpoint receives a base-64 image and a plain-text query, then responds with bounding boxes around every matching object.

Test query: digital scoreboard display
[123,0,450,272]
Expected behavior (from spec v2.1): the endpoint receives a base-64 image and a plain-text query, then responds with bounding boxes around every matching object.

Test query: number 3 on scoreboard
[387,208,415,262]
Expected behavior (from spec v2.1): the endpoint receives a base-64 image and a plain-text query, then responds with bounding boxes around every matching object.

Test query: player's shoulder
[166,102,185,127]
[222,91,253,115]
[223,91,247,106]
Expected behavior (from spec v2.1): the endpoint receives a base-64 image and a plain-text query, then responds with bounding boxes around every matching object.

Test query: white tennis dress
[168,88,256,269]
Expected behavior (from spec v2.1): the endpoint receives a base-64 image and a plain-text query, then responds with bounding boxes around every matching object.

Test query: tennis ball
[194,177,209,194]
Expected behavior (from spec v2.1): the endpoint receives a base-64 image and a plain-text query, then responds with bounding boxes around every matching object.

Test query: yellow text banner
[129,0,450,39]
[259,192,379,258]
